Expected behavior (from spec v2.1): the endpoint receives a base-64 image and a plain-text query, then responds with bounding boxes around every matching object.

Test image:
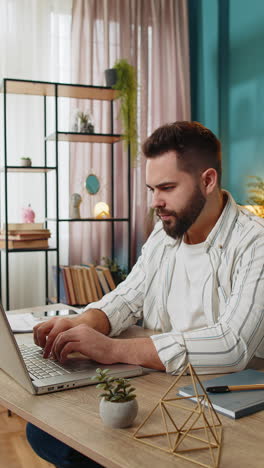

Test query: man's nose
[151,191,165,209]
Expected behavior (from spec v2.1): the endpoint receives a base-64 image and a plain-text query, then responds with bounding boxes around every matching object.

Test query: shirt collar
[205,190,239,251]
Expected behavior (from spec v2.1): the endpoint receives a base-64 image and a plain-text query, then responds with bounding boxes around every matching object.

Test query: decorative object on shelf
[134,363,223,468]
[102,256,128,285]
[85,173,100,195]
[246,175,264,217]
[94,202,110,219]
[72,109,94,133]
[22,204,35,223]
[69,193,82,219]
[92,368,138,428]
[105,68,118,87]
[20,156,32,167]
[243,204,264,218]
[106,59,138,165]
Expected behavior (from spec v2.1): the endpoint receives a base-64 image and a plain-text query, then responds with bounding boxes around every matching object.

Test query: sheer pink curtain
[70,0,190,268]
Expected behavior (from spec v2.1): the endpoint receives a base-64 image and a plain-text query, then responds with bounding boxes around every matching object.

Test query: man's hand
[33,308,111,358]
[34,317,77,358]
[51,324,114,364]
[33,310,164,370]
[47,323,165,370]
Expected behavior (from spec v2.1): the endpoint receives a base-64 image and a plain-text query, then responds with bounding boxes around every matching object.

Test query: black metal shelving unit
[0,78,131,310]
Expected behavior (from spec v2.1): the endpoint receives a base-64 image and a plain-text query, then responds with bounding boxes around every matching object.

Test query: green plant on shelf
[73,110,94,133]
[20,156,32,167]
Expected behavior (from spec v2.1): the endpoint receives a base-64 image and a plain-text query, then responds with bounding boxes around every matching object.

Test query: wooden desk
[0,305,264,467]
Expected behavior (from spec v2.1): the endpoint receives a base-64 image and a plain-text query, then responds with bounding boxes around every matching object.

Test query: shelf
[47,217,129,222]
[0,166,56,173]
[1,78,119,101]
[46,132,122,144]
[0,247,57,253]
[1,77,131,310]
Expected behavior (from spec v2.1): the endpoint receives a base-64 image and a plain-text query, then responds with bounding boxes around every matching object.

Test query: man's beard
[157,185,206,239]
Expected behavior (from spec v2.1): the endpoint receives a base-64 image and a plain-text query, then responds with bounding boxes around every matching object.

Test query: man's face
[146,151,206,239]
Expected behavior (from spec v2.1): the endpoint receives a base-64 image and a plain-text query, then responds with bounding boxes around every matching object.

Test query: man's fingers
[59,341,82,364]
[43,318,75,358]
[43,330,61,358]
[33,317,76,357]
[51,328,79,361]
[33,321,55,348]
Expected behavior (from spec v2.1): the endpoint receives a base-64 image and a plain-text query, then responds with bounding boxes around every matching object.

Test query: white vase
[99,398,138,428]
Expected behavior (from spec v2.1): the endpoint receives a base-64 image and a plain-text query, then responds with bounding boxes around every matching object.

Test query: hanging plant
[112,59,138,165]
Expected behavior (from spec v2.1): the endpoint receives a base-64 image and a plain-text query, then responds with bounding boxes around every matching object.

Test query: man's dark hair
[142,121,222,186]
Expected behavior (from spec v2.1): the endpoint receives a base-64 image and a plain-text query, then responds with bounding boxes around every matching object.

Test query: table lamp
[94,202,110,219]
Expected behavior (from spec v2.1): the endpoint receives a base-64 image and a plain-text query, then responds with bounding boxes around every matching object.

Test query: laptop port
[48,387,54,391]
[57,385,64,389]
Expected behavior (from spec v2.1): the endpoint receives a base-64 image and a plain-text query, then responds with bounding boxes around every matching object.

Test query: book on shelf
[61,266,77,305]
[2,222,44,231]
[75,266,87,305]
[52,266,68,304]
[69,267,83,305]
[0,232,51,241]
[81,265,99,302]
[0,225,51,248]
[60,268,71,305]
[82,263,103,300]
[96,268,111,294]
[0,239,49,249]
[52,263,117,306]
[80,267,94,304]
[96,265,116,290]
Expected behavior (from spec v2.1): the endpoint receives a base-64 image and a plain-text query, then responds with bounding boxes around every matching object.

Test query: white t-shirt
[167,239,210,332]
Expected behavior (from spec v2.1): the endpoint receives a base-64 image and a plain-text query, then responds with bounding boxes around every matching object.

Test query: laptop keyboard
[19,344,79,380]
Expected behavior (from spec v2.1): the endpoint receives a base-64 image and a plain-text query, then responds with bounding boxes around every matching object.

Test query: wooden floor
[0,405,54,468]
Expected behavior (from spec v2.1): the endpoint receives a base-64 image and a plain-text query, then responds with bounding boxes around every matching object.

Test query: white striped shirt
[84,192,264,374]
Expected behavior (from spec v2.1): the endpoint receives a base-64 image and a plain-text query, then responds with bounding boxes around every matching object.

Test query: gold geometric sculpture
[134,363,223,468]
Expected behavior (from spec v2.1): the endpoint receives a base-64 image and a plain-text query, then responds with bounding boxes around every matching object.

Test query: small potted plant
[105,59,138,165]
[20,156,32,167]
[92,368,138,428]
[72,110,94,133]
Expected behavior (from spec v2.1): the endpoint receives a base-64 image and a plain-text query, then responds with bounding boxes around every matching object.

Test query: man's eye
[162,186,174,191]
[147,187,154,192]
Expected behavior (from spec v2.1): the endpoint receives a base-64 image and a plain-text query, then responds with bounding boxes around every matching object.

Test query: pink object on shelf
[22,205,35,223]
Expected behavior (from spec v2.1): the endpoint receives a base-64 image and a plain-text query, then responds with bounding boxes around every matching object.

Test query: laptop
[0,303,143,395]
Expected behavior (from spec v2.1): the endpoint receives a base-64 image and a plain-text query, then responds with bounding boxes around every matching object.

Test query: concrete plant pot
[104,68,117,87]
[20,158,32,167]
[99,398,138,428]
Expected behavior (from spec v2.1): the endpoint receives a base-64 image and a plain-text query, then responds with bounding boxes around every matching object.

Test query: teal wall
[189,0,219,135]
[189,0,264,203]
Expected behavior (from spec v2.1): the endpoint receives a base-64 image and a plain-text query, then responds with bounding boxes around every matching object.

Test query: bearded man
[27,121,264,467]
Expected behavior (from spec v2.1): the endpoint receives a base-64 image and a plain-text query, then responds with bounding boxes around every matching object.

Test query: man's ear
[201,168,218,194]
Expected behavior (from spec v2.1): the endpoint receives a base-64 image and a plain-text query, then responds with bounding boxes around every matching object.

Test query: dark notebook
[178,369,264,419]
